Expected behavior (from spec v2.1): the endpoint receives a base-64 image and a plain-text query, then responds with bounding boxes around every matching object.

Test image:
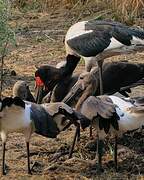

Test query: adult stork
[65,19,144,94]
[35,63,79,104]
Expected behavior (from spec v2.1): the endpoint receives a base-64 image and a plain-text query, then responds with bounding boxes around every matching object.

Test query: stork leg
[114,135,118,171]
[89,125,93,138]
[26,142,32,174]
[90,121,93,139]
[77,125,81,142]
[69,123,80,159]
[2,142,6,175]
[97,135,102,170]
[96,134,103,172]
[97,60,104,95]
[89,120,93,139]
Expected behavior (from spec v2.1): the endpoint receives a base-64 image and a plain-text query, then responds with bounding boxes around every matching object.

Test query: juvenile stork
[77,95,144,171]
[0,97,90,175]
[65,19,144,94]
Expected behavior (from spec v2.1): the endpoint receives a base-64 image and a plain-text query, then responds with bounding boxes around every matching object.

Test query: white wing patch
[131,36,144,45]
[109,96,133,111]
[109,96,144,132]
[105,37,124,51]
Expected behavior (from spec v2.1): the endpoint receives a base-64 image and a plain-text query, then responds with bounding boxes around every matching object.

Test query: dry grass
[11,0,144,24]
[0,3,144,179]
[12,0,88,10]
[110,0,144,23]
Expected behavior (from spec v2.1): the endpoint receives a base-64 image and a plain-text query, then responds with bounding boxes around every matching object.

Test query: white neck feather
[24,104,32,126]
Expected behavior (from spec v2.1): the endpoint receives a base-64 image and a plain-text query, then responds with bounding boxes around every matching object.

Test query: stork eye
[79,76,83,80]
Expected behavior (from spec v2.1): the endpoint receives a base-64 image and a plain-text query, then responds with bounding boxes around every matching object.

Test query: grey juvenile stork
[65,20,144,94]
[73,95,144,171]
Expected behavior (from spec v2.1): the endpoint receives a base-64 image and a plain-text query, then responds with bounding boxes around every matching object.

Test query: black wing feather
[112,26,132,46]
[67,20,144,57]
[103,119,110,134]
[110,112,119,131]
[98,116,104,130]
[98,111,119,133]
[67,31,111,57]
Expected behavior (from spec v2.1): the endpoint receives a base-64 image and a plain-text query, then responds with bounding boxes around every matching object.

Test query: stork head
[35,56,80,104]
[63,71,98,105]
[35,65,61,103]
[13,81,35,102]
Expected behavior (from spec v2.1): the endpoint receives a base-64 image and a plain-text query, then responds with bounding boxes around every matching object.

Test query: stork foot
[90,160,104,174]
[28,169,32,175]
[2,169,6,176]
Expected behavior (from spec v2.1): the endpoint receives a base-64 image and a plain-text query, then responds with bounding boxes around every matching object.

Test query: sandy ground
[0,4,144,179]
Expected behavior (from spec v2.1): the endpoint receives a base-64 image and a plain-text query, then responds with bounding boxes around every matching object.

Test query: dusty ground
[0,4,144,179]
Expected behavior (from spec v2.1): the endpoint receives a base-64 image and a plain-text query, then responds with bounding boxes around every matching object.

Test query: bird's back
[66,19,144,58]
[101,62,144,94]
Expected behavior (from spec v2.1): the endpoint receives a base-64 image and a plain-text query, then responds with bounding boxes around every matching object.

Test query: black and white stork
[0,96,90,175]
[65,20,144,94]
[35,63,79,104]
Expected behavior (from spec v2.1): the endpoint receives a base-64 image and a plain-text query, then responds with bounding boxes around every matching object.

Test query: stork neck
[61,55,80,77]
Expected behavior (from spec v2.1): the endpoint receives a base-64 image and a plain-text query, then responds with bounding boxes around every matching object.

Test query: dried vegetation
[0,0,144,179]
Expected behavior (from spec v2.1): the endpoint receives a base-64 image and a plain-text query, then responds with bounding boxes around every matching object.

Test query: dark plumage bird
[35,64,79,103]
[63,62,144,110]
[65,19,144,94]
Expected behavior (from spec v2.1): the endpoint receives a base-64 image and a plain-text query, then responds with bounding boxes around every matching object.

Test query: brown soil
[0,4,144,179]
